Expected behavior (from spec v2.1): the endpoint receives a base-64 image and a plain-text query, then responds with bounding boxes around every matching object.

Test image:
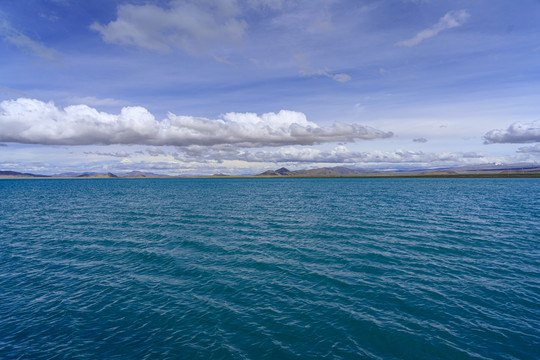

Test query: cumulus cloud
[0,16,61,62]
[91,1,247,54]
[396,9,470,47]
[0,98,392,147]
[517,144,540,153]
[483,121,540,144]
[413,137,428,143]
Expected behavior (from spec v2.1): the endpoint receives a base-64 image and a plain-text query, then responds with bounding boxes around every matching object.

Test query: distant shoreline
[2,165,540,179]
[1,173,539,179]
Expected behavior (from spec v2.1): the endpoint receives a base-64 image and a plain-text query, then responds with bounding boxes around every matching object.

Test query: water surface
[0,178,538,359]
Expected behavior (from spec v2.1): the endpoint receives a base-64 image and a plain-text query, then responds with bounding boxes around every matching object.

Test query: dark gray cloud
[484,121,540,144]
[146,147,167,157]
[517,144,540,153]
[413,137,428,143]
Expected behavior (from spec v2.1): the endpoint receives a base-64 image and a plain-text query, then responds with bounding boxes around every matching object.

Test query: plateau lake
[0,178,538,359]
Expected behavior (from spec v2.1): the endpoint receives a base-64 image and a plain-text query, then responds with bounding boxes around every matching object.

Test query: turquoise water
[0,178,538,359]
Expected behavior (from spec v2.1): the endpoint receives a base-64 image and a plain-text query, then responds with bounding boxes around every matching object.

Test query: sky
[1,0,539,175]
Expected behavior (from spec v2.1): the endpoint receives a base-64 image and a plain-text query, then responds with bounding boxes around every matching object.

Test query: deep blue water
[0,178,538,359]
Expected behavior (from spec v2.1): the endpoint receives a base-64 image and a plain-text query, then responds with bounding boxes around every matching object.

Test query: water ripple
[1,178,539,359]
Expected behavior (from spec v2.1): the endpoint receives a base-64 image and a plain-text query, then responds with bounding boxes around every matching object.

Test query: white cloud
[483,121,540,144]
[171,144,487,166]
[396,9,470,47]
[517,144,540,153]
[91,1,247,54]
[86,151,131,158]
[294,54,352,82]
[0,98,392,147]
[237,147,486,164]
[246,0,289,10]
[0,17,61,62]
[332,73,352,83]
[312,68,352,83]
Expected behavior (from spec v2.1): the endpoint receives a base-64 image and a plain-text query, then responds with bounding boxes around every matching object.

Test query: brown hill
[0,171,50,178]
[259,170,281,176]
[275,167,293,175]
[256,166,380,176]
[77,172,118,178]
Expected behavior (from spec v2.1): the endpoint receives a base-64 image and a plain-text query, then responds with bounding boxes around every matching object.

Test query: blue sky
[1,0,539,175]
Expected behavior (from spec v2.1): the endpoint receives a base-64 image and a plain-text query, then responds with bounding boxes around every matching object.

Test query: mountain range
[257,166,381,176]
[255,164,540,176]
[1,163,540,179]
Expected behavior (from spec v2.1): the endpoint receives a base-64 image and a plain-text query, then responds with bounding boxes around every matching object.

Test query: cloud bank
[483,121,540,144]
[0,98,392,147]
[166,144,486,165]
[396,9,470,47]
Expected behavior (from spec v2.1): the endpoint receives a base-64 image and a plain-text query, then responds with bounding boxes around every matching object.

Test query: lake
[0,178,538,359]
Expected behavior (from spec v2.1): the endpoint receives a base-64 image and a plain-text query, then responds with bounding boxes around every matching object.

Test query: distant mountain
[451,163,540,173]
[116,171,172,178]
[413,163,540,175]
[77,172,118,178]
[275,167,293,175]
[0,171,50,178]
[259,167,291,176]
[2,163,539,179]
[293,166,379,176]
[256,164,540,177]
[3,170,175,178]
[256,166,382,176]
[54,172,94,177]
[258,170,280,176]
